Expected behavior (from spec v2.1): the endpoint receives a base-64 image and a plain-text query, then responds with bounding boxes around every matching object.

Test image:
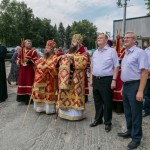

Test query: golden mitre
[72,34,83,44]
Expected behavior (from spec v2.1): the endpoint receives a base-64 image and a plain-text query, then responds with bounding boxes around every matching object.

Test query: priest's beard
[69,44,78,53]
[44,51,53,59]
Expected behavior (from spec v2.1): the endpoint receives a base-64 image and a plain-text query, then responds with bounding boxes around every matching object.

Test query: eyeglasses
[123,37,134,40]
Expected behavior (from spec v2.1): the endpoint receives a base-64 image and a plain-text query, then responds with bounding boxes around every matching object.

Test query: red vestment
[17,49,38,96]
[113,47,126,113]
[32,54,59,104]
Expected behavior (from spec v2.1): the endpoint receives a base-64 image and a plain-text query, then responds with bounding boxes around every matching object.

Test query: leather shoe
[105,125,111,132]
[127,141,140,149]
[90,120,103,127]
[143,113,150,117]
[118,131,131,138]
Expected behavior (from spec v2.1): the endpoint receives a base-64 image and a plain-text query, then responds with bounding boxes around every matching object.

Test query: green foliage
[0,0,97,49]
[31,17,55,47]
[70,20,97,49]
[0,0,33,46]
[65,25,72,49]
[58,22,65,48]
[0,0,57,47]
[145,0,150,15]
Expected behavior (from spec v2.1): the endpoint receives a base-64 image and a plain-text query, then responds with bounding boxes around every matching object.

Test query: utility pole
[117,0,130,36]
[122,0,127,36]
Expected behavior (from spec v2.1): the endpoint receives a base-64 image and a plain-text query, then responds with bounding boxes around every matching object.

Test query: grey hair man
[118,31,148,149]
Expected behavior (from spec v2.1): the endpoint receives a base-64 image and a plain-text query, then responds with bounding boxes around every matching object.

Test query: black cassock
[0,44,8,102]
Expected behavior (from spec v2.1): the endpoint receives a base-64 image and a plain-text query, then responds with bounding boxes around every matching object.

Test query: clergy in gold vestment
[57,41,88,120]
[32,40,59,114]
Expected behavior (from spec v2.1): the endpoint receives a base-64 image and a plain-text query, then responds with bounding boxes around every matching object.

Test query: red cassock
[17,49,38,95]
[113,47,126,113]
[76,45,90,95]
[113,68,122,101]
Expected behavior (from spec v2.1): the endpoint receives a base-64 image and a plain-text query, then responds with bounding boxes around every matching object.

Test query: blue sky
[0,0,148,38]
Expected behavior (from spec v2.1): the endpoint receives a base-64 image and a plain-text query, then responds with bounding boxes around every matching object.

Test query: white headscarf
[15,46,21,52]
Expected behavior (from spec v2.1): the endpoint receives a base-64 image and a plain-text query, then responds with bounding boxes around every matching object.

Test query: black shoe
[127,141,140,149]
[85,95,88,103]
[105,125,111,132]
[118,131,131,138]
[25,99,33,105]
[143,113,150,117]
[7,80,11,85]
[90,120,103,127]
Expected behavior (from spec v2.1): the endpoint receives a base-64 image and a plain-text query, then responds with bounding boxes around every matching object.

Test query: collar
[126,45,136,54]
[98,44,109,52]
[145,46,150,51]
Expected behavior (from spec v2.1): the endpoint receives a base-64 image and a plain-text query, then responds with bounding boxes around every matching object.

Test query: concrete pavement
[0,61,149,150]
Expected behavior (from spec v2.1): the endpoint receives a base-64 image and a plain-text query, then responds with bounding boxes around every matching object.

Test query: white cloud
[93,1,147,36]
[93,11,122,38]
[127,4,147,18]
[0,0,148,33]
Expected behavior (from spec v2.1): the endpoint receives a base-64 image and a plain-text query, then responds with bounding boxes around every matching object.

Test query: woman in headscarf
[7,46,21,85]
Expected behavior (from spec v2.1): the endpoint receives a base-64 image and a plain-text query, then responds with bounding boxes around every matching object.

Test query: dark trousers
[93,76,113,125]
[143,79,150,114]
[123,81,142,143]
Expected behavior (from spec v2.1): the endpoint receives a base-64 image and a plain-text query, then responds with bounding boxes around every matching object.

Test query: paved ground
[0,61,150,150]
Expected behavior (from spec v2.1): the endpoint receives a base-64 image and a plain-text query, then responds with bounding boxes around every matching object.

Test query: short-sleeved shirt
[92,45,119,77]
[145,46,150,79]
[121,45,148,82]
[145,46,150,68]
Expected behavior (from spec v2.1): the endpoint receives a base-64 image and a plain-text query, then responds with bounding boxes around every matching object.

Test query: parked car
[5,47,15,59]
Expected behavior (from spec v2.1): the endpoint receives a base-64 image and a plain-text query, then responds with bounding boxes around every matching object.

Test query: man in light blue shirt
[90,33,119,132]
[143,43,150,117]
[118,32,148,149]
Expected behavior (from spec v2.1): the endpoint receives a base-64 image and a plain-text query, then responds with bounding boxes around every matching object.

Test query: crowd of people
[0,31,150,149]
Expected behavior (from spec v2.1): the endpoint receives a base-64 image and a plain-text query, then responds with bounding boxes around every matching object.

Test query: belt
[93,75,113,79]
[123,80,140,85]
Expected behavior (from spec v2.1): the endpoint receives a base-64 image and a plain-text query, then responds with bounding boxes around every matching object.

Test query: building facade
[113,16,150,49]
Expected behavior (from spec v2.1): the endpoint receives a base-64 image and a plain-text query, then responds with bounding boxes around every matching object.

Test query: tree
[0,0,34,46]
[0,0,55,47]
[70,20,97,49]
[58,22,65,48]
[0,0,98,48]
[31,18,54,47]
[65,25,72,49]
[145,0,150,15]
[51,24,59,45]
